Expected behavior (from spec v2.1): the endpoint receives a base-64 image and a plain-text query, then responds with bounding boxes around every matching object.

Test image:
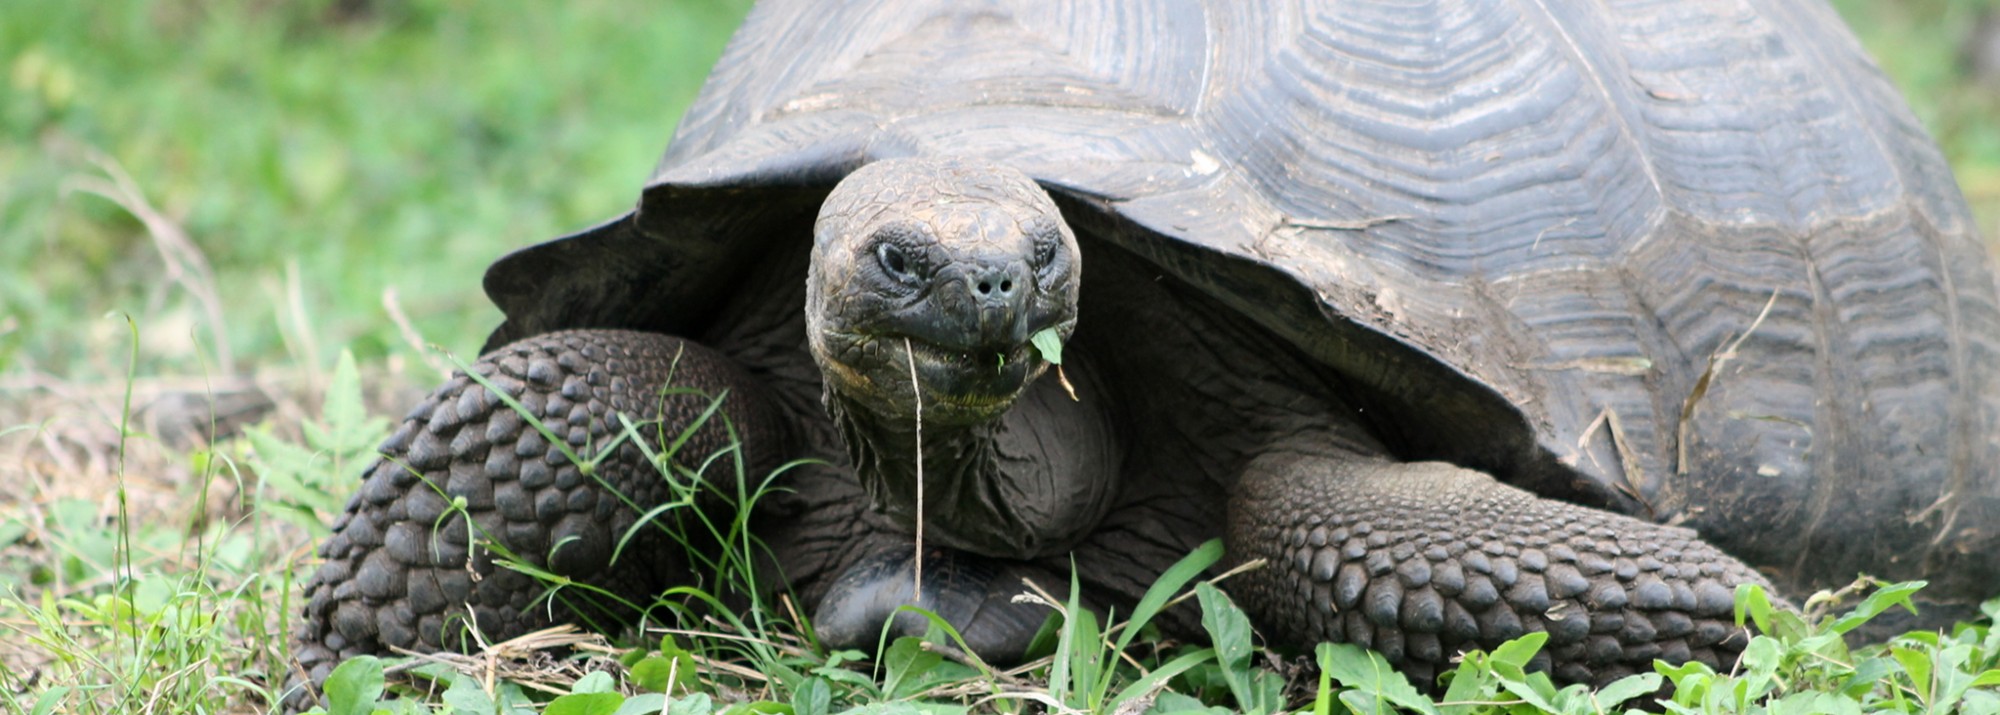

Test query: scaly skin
[295,158,1780,704]
[288,330,789,708]
[1230,443,1767,687]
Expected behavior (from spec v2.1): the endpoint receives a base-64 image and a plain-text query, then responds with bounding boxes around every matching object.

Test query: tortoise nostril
[970,267,1023,304]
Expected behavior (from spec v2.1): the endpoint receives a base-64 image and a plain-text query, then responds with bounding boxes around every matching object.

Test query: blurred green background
[1,0,755,382]
[3,0,1998,383]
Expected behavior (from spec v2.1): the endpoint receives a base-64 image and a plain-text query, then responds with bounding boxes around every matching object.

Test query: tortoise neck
[828,392,1002,543]
[825,357,1122,559]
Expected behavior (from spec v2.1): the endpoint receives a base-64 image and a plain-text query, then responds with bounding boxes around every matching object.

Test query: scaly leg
[289,330,792,705]
[1228,437,1771,687]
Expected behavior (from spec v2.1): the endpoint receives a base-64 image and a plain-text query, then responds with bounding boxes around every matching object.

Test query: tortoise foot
[813,547,1067,664]
[1229,444,1777,689]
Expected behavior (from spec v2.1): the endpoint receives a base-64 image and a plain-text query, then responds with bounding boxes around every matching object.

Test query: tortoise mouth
[872,329,1048,397]
[900,334,1044,406]
[820,328,1049,415]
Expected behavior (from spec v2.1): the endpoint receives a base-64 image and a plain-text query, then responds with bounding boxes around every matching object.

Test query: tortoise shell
[481,0,2000,614]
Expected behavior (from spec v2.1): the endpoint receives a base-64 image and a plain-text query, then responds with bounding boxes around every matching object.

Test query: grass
[3,0,2000,713]
[5,342,1999,713]
[2,0,751,378]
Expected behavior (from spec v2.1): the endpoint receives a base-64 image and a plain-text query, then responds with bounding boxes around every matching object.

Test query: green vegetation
[4,0,2000,713]
[1832,0,2000,234]
[2,0,752,377]
[6,350,2000,712]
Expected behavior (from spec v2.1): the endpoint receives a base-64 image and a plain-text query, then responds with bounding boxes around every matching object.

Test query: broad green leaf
[1551,681,1595,713]
[670,693,716,715]
[1336,690,1387,715]
[1824,581,1926,636]
[882,605,997,684]
[1933,643,1986,712]
[1313,651,1333,715]
[809,663,879,693]
[790,678,831,715]
[1031,328,1065,365]
[1768,608,1813,642]
[1496,671,1559,713]
[495,683,536,713]
[1244,670,1287,715]
[633,654,701,695]
[1792,632,1845,659]
[1171,653,1229,701]
[1741,635,1782,676]
[1438,654,1496,715]
[882,637,944,700]
[323,656,386,715]
[1196,582,1261,712]
[1592,672,1663,710]
[1893,646,1934,703]
[1768,691,1863,715]
[1735,582,1774,634]
[1485,632,1548,682]
[1316,642,1438,715]
[547,693,625,715]
[442,674,493,714]
[1654,659,1715,682]
[1902,629,1944,648]
[1964,688,2000,715]
[1196,583,1251,672]
[722,703,792,715]
[572,671,617,694]
[1839,656,1895,697]
[612,695,670,715]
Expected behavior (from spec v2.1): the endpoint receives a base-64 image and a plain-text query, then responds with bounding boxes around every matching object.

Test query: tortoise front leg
[1227,438,1771,688]
[811,546,1076,663]
[288,329,792,705]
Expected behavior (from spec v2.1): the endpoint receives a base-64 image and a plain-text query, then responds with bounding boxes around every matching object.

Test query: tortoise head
[807,157,1080,427]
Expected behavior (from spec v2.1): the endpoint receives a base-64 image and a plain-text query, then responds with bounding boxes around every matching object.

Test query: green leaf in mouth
[1031,327,1065,365]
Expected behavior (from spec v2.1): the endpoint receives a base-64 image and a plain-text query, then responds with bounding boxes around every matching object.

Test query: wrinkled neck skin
[825,355,1120,560]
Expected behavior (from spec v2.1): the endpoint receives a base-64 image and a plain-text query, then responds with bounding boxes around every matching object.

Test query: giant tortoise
[292,0,2000,699]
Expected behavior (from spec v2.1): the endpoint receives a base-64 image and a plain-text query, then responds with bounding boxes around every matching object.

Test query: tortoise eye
[876,241,915,283]
[1033,235,1057,270]
[1029,222,1067,287]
